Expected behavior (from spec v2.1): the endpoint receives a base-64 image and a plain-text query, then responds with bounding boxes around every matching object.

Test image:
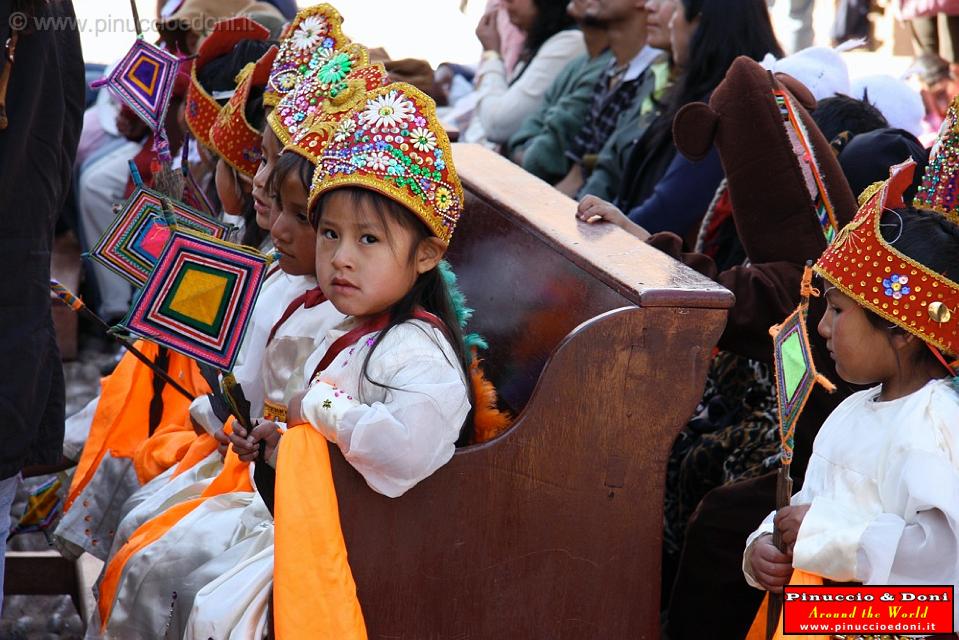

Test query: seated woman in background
[577,0,782,240]
[464,0,586,145]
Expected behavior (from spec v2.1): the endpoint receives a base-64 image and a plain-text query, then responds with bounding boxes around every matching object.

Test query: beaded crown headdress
[186,17,270,150]
[307,82,464,245]
[814,158,959,356]
[268,46,388,163]
[209,46,278,178]
[263,4,350,108]
[913,96,959,223]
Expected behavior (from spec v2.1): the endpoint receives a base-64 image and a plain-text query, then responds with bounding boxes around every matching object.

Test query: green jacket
[506,49,613,185]
[581,57,671,201]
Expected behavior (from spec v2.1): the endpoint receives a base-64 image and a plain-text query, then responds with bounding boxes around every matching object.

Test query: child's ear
[415,237,446,274]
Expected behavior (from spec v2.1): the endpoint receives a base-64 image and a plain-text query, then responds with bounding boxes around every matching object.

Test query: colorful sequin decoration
[309,83,464,244]
[882,274,911,300]
[263,4,350,107]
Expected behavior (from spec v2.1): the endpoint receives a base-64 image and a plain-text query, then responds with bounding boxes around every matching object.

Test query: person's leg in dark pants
[664,473,776,640]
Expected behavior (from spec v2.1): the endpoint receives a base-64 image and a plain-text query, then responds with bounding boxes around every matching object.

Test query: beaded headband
[913,95,959,224]
[814,159,959,356]
[186,17,269,151]
[308,82,464,245]
[210,46,278,178]
[263,4,349,108]
[774,89,841,243]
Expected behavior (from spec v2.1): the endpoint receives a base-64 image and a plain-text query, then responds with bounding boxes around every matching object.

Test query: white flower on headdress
[359,91,415,131]
[290,15,327,51]
[333,118,357,143]
[410,127,437,153]
[367,151,392,172]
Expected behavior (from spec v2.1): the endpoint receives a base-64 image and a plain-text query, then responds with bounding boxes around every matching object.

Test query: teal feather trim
[439,260,488,353]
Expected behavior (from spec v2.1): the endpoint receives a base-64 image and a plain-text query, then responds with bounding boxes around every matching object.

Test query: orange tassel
[468,348,511,443]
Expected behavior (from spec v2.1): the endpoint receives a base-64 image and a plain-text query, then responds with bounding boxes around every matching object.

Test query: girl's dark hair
[311,187,475,444]
[865,207,959,367]
[268,151,315,210]
[520,0,578,67]
[647,0,783,149]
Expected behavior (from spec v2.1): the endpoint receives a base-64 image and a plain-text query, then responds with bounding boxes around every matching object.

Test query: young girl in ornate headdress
[744,133,959,634]
[187,81,475,639]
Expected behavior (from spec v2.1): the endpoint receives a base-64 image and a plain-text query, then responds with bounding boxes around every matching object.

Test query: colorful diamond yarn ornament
[89,185,232,287]
[91,38,181,133]
[769,265,836,466]
[121,230,269,371]
[308,82,464,244]
[263,4,349,107]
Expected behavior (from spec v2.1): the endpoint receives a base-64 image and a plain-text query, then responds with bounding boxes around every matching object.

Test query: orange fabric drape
[745,569,825,640]
[274,426,367,639]
[171,432,219,478]
[132,421,199,484]
[66,345,208,509]
[98,444,253,629]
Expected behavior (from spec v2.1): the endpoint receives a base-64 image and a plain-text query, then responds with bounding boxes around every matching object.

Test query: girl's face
[214,158,252,216]
[817,287,901,385]
[252,127,283,230]
[669,4,698,69]
[646,0,678,51]
[271,166,317,276]
[504,0,539,31]
[314,191,444,321]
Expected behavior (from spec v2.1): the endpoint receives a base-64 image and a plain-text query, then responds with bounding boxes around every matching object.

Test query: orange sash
[745,569,826,640]
[132,421,198,484]
[98,443,253,629]
[171,432,219,478]
[66,345,208,509]
[274,425,367,639]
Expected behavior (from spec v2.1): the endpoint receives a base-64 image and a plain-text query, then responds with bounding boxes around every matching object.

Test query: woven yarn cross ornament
[120,230,269,370]
[768,265,836,464]
[88,185,232,287]
[91,38,180,133]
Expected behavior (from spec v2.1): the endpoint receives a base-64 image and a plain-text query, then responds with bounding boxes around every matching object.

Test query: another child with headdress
[53,18,279,564]
[92,39,380,640]
[664,126,930,640]
[744,99,959,637]
[108,3,360,554]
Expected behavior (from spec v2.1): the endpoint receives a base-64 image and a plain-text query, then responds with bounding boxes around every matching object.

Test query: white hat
[850,75,925,138]
[760,47,851,102]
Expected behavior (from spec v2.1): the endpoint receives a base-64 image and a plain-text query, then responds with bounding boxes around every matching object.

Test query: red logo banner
[782,585,954,636]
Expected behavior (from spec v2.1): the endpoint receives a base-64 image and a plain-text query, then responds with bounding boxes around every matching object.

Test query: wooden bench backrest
[332,145,733,639]
[445,144,732,412]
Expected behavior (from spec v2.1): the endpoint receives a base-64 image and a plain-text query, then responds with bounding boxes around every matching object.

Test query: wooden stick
[129,0,143,37]
[49,280,195,402]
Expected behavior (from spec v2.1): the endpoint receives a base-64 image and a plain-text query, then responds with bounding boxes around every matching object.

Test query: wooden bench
[330,144,734,639]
